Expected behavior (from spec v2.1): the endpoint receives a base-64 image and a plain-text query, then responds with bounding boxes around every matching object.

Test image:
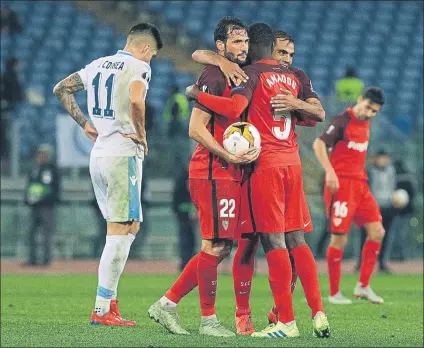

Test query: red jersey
[189,65,241,181]
[232,59,304,170]
[319,107,370,181]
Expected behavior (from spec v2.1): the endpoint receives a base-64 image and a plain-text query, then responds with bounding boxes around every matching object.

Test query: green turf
[1,273,423,347]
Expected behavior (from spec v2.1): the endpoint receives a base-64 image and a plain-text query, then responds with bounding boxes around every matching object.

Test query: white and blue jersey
[78,50,151,157]
[79,50,150,222]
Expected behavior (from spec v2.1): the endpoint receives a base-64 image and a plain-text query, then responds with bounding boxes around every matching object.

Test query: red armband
[198,92,248,119]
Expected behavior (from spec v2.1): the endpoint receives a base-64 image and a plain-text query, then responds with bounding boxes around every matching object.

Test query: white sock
[201,314,217,321]
[94,235,133,316]
[112,233,136,300]
[160,296,177,309]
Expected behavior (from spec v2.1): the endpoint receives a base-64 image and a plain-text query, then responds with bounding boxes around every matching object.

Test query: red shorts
[324,178,382,233]
[235,165,313,238]
[189,178,241,240]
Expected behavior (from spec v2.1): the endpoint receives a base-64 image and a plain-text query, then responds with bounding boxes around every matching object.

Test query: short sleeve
[319,116,348,148]
[130,62,151,90]
[230,65,260,102]
[77,59,101,90]
[77,67,88,90]
[293,68,319,101]
[193,66,226,113]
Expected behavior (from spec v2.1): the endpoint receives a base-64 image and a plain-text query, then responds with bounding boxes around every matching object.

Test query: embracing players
[187,22,330,338]
[191,27,328,336]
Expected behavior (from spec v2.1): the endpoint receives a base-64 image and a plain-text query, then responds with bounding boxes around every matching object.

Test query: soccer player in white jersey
[53,23,163,326]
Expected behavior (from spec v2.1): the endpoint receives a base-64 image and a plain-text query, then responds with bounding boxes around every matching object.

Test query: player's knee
[217,240,233,259]
[330,233,347,250]
[285,230,306,250]
[201,239,232,259]
[130,222,140,235]
[368,224,385,241]
[260,233,286,254]
[219,244,232,260]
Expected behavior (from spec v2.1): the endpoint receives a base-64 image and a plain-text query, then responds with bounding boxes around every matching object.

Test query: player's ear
[357,95,363,104]
[216,40,225,52]
[141,44,150,55]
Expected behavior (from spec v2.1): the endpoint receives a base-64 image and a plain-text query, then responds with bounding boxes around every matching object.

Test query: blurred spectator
[162,85,191,173]
[356,149,396,273]
[24,144,61,266]
[1,57,23,159]
[162,84,189,138]
[385,160,417,261]
[1,6,22,34]
[172,168,196,270]
[335,67,364,102]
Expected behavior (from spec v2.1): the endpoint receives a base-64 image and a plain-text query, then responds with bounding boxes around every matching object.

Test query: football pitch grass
[1,274,423,347]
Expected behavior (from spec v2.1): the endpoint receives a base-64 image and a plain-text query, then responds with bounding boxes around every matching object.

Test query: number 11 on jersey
[92,72,116,119]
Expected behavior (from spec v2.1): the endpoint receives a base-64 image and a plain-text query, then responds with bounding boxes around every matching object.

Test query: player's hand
[185,84,201,101]
[325,168,339,193]
[226,147,261,165]
[83,122,98,142]
[218,58,248,86]
[271,88,301,112]
[122,132,148,156]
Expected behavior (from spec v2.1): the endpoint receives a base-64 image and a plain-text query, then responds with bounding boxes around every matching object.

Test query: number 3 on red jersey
[272,110,292,140]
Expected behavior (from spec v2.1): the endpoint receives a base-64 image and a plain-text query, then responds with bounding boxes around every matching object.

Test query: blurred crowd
[1,3,420,268]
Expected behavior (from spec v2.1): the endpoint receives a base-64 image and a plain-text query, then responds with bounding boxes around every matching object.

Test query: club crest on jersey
[200,85,209,93]
[222,220,229,231]
[347,141,368,152]
[333,218,342,227]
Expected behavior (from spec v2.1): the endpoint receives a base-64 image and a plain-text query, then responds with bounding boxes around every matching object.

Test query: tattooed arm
[53,73,97,142]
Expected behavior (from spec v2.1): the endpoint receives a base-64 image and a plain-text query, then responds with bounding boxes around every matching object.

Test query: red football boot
[110,299,136,326]
[90,310,126,326]
[235,314,255,335]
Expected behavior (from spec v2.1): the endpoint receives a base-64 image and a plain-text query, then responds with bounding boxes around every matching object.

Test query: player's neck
[249,47,272,64]
[122,46,138,59]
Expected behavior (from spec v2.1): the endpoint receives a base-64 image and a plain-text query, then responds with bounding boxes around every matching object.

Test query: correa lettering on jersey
[266,73,297,89]
[101,61,125,70]
[347,141,369,152]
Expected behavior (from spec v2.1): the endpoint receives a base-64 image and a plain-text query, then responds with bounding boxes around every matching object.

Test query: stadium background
[1,0,423,264]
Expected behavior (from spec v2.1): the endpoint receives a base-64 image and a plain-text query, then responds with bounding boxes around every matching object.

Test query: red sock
[165,253,199,303]
[291,245,324,318]
[289,253,298,294]
[232,239,258,317]
[359,240,381,287]
[326,246,344,296]
[197,250,219,316]
[266,248,294,324]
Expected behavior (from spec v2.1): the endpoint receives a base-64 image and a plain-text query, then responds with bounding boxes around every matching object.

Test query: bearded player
[148,17,259,337]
